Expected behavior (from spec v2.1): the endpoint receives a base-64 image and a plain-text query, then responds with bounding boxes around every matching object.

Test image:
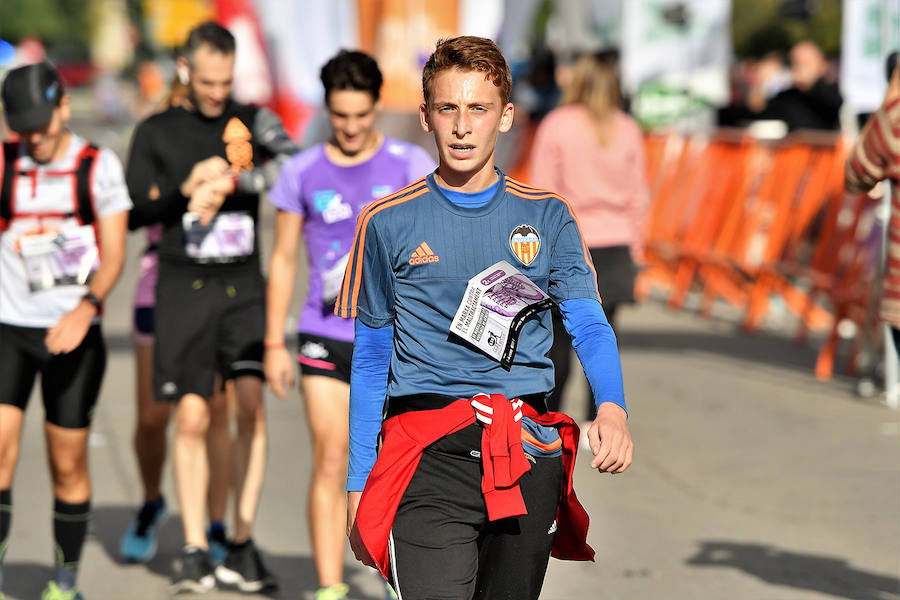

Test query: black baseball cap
[1,62,64,133]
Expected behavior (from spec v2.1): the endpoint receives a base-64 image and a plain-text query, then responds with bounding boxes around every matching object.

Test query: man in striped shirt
[337,36,633,600]
[846,57,900,342]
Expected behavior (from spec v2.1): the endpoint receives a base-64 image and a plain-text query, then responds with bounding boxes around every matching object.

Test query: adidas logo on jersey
[409,242,439,265]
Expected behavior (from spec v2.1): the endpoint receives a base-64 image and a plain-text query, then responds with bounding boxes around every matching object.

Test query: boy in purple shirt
[264,50,434,600]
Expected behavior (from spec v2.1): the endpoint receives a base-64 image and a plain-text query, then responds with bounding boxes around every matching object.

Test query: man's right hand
[180,156,229,197]
[187,175,235,225]
[347,491,375,566]
[264,346,295,399]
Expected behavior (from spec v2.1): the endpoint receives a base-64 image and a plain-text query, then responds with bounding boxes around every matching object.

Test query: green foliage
[0,0,92,51]
[732,0,842,59]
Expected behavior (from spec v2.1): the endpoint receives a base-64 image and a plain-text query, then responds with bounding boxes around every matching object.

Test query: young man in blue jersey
[337,36,633,600]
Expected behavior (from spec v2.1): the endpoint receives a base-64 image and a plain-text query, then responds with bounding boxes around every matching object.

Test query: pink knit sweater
[528,106,649,256]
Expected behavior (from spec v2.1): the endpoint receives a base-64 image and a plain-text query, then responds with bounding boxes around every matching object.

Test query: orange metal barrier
[638,130,879,380]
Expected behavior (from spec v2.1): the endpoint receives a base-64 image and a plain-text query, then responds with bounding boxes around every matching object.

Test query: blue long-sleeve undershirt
[558,297,627,416]
[347,297,626,491]
[347,320,392,492]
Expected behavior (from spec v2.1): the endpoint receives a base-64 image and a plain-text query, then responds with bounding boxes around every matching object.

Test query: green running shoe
[384,580,398,599]
[41,581,83,600]
[314,583,349,600]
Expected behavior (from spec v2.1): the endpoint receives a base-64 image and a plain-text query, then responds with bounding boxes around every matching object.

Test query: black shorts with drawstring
[154,265,265,402]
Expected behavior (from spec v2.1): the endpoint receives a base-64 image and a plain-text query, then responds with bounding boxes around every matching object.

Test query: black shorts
[297,333,353,384]
[0,323,106,429]
[389,423,563,600]
[154,267,265,401]
[133,306,155,339]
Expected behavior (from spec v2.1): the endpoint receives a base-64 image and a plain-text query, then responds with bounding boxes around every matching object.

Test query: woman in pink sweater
[529,52,649,420]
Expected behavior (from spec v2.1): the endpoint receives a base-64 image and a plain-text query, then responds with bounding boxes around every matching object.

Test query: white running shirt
[0,134,132,327]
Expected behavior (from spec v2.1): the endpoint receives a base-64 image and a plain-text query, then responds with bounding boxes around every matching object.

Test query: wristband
[264,341,285,350]
[82,292,101,311]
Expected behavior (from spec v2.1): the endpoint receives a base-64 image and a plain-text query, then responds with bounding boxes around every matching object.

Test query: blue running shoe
[119,497,167,563]
[207,524,228,566]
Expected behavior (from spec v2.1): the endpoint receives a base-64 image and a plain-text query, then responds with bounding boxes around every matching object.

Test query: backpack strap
[0,142,19,230]
[73,143,100,226]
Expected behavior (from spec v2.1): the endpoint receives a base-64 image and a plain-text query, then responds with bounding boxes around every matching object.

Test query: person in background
[265,49,434,600]
[119,73,234,568]
[762,40,842,132]
[845,55,900,348]
[0,61,131,600]
[125,22,299,593]
[528,51,648,425]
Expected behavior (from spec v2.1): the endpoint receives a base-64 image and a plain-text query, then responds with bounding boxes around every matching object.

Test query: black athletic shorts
[389,422,564,600]
[154,266,265,401]
[0,323,106,429]
[297,333,353,384]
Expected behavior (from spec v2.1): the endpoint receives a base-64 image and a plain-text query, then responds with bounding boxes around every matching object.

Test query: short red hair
[422,36,512,106]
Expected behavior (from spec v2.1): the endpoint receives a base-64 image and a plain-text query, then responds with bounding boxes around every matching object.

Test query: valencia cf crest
[509,224,541,265]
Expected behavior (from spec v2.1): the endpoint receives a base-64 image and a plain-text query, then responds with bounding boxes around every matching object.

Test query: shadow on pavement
[686,541,900,600]
[618,329,830,375]
[92,504,189,579]
[3,562,53,600]
[88,505,384,599]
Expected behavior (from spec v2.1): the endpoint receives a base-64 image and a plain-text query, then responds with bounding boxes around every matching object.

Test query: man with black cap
[0,61,131,600]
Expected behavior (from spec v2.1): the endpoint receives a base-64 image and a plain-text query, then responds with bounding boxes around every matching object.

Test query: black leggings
[0,323,106,428]
[389,425,563,600]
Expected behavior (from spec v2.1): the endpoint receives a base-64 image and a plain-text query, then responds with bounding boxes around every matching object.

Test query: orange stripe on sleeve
[342,186,431,317]
[520,428,563,452]
[336,179,428,316]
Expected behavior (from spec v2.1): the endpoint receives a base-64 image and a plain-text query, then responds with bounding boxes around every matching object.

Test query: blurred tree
[733,0,842,58]
[125,0,157,63]
[0,0,92,50]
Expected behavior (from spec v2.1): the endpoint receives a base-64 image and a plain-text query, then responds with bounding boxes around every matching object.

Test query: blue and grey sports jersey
[336,171,599,400]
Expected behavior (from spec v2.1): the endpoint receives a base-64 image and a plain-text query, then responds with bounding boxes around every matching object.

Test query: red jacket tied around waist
[352,394,595,580]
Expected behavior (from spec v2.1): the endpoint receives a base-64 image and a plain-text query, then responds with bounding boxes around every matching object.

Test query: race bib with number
[18,224,100,292]
[183,211,255,263]
[450,261,554,368]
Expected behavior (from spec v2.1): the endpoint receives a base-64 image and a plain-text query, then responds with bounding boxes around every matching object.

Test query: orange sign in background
[142,0,216,48]
[357,0,459,110]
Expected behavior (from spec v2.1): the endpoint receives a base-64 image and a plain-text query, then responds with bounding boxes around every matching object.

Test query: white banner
[256,0,358,106]
[841,0,900,114]
[621,0,731,104]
